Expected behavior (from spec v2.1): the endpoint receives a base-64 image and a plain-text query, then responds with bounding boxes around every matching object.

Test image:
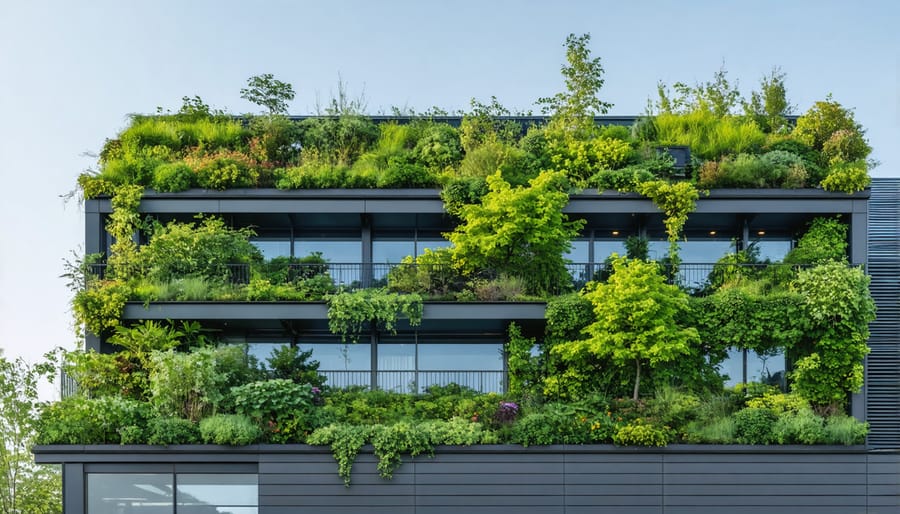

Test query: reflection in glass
[303,341,371,388]
[246,342,288,368]
[176,474,257,514]
[720,348,786,390]
[88,473,173,514]
[753,239,792,262]
[296,240,362,285]
[250,239,291,260]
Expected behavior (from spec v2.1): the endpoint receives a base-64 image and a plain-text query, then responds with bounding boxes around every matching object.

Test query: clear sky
[1,1,898,396]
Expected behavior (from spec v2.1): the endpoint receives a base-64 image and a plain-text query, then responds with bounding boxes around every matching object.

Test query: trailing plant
[106,184,144,279]
[306,423,374,486]
[370,422,433,479]
[326,289,422,342]
[72,280,129,337]
[448,170,584,294]
[505,323,538,398]
[198,414,261,445]
[635,180,699,267]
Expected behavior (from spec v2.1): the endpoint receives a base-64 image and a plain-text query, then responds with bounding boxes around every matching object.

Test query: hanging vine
[326,289,423,342]
[635,180,701,267]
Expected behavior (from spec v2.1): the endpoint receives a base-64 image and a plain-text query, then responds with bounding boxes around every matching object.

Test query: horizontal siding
[251,448,894,513]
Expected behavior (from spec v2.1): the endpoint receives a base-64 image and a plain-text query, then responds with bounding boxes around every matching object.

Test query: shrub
[822,128,871,163]
[510,403,593,446]
[589,165,655,191]
[229,379,320,442]
[772,408,825,444]
[822,415,868,445]
[149,347,229,422]
[467,274,529,301]
[745,391,809,414]
[36,396,151,445]
[199,414,261,445]
[140,216,262,283]
[440,176,488,213]
[733,407,777,444]
[185,149,259,189]
[649,386,700,427]
[72,280,129,337]
[612,419,673,447]
[387,248,462,298]
[376,159,437,188]
[273,159,349,189]
[267,345,327,388]
[62,350,146,400]
[793,98,866,151]
[412,123,463,171]
[457,141,532,185]
[682,417,736,444]
[151,162,194,192]
[821,160,870,194]
[783,217,848,265]
[146,417,200,445]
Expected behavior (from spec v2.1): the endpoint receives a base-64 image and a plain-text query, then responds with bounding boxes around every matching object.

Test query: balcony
[90,261,816,302]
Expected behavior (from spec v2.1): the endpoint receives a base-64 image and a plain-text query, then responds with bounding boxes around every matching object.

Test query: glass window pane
[416,239,451,255]
[565,240,589,263]
[749,350,786,390]
[378,343,416,370]
[719,348,744,388]
[595,240,627,261]
[754,239,792,262]
[373,241,415,264]
[176,474,257,510]
[418,343,503,371]
[246,342,289,369]
[88,473,173,514]
[302,342,370,371]
[296,240,362,285]
[250,239,291,260]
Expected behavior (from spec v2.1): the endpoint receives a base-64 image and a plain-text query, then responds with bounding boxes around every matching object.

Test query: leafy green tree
[538,33,613,133]
[240,73,296,115]
[656,65,741,117]
[447,170,585,294]
[553,257,699,401]
[0,356,61,514]
[743,67,794,133]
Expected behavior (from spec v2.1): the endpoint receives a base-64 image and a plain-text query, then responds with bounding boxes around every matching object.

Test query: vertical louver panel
[866,178,900,448]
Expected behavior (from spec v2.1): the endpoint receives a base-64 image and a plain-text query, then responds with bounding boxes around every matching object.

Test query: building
[34,115,900,513]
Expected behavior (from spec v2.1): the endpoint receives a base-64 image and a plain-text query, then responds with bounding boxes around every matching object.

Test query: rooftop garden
[42,34,877,483]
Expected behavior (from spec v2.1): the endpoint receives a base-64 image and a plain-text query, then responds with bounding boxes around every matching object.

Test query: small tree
[555,257,698,401]
[448,170,585,294]
[240,73,295,115]
[538,33,613,133]
[0,356,61,513]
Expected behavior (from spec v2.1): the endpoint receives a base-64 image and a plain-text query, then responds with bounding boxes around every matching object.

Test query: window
[720,348,786,390]
[87,473,258,514]
[377,335,504,393]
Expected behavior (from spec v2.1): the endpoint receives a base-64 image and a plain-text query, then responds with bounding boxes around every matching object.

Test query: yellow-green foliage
[821,160,870,193]
[552,257,698,401]
[547,135,633,182]
[635,180,699,261]
[655,110,765,159]
[746,392,810,414]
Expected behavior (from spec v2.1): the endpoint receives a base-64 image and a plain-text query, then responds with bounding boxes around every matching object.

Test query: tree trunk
[633,359,641,402]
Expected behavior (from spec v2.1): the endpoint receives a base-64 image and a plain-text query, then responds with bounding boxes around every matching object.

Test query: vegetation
[37,33,879,491]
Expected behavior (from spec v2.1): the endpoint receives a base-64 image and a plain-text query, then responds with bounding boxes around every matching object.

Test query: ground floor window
[87,473,257,514]
[719,348,786,390]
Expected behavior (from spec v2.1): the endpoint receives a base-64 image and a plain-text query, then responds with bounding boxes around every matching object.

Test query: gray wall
[35,445,899,514]
[256,446,898,514]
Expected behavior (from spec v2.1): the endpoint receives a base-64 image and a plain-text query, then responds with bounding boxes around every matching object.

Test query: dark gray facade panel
[35,445,900,513]
[866,178,900,448]
[63,463,83,514]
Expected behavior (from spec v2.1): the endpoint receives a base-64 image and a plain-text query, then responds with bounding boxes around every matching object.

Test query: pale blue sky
[1,1,898,390]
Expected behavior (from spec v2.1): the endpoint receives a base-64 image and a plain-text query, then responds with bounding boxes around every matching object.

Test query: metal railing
[60,369,78,399]
[85,261,818,298]
[320,370,505,394]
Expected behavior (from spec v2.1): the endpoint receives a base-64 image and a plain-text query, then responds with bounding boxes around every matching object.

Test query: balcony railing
[320,370,505,394]
[86,262,816,298]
